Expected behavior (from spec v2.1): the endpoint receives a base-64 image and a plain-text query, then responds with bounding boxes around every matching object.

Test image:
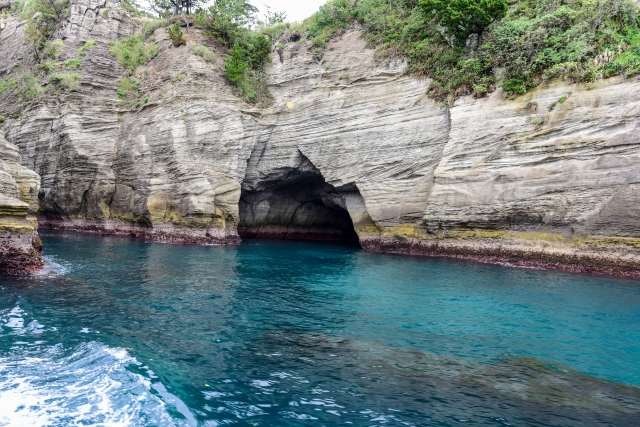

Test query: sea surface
[1,231,640,426]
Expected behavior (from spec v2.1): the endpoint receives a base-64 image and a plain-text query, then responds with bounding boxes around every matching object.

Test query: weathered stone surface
[2,0,640,275]
[0,135,42,274]
[368,76,640,276]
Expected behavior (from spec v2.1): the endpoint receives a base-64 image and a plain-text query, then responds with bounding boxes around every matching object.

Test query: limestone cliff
[2,0,640,275]
[0,134,42,273]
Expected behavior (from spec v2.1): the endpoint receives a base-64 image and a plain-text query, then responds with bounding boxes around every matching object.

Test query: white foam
[4,317,23,329]
[300,397,344,408]
[38,255,71,276]
[203,391,232,399]
[489,261,543,270]
[280,411,318,420]
[217,401,267,418]
[1,304,47,336]
[0,341,195,427]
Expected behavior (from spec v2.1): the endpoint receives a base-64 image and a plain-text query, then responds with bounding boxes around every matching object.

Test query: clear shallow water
[1,231,640,426]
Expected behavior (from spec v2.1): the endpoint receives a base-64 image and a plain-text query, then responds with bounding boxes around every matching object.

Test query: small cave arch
[238,163,360,243]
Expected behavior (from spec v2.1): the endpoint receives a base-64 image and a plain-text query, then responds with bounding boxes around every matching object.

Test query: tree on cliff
[260,4,286,27]
[24,0,70,59]
[420,0,509,46]
[196,0,258,43]
[149,0,205,17]
[119,0,150,17]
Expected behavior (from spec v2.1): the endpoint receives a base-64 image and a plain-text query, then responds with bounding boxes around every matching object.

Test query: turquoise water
[1,231,640,426]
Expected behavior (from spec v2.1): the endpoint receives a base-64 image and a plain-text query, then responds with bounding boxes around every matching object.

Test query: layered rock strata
[2,1,640,275]
[359,77,640,276]
[0,135,42,274]
[262,32,640,276]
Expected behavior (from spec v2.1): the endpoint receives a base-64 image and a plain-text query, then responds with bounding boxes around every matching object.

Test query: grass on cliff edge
[109,35,159,74]
[274,0,640,101]
[193,4,273,104]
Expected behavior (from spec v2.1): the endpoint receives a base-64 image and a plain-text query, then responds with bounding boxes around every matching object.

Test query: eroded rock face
[0,135,42,274]
[360,76,640,276]
[2,0,640,275]
[3,1,245,244]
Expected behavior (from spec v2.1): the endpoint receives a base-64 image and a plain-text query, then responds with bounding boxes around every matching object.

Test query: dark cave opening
[238,173,359,242]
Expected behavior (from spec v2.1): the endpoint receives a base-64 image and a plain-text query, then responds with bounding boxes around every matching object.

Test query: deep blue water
[1,231,640,426]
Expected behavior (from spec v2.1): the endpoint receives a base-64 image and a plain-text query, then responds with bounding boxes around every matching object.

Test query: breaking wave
[0,304,196,427]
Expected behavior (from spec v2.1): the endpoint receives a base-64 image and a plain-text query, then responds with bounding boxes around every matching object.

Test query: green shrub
[76,40,95,57]
[0,73,44,103]
[530,116,545,128]
[116,77,138,99]
[133,96,149,108]
[49,73,82,92]
[142,18,168,39]
[222,33,272,100]
[259,23,288,40]
[501,77,534,97]
[224,44,248,84]
[193,1,273,102]
[194,0,258,45]
[10,0,25,13]
[65,58,82,68]
[236,69,270,101]
[0,77,16,97]
[167,23,186,47]
[43,39,65,59]
[0,116,5,124]
[109,35,159,73]
[38,60,59,72]
[298,0,640,100]
[420,0,508,47]
[305,0,352,47]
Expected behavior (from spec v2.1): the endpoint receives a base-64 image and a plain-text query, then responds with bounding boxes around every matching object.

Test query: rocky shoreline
[0,223,43,274]
[360,235,640,278]
[33,219,640,278]
[0,136,42,275]
[38,218,241,245]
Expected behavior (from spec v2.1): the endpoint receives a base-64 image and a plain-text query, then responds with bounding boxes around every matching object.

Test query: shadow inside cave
[238,171,360,243]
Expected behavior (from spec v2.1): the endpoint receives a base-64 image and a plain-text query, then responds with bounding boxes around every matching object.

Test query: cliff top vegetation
[1,0,639,112]
[278,0,640,101]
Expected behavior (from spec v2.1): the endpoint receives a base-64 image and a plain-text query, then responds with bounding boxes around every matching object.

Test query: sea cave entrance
[238,171,360,243]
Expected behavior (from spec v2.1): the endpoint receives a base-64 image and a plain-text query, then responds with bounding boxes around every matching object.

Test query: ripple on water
[0,304,196,427]
[3,234,640,426]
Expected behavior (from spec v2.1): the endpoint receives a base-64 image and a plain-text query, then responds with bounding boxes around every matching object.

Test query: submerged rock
[239,331,640,426]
